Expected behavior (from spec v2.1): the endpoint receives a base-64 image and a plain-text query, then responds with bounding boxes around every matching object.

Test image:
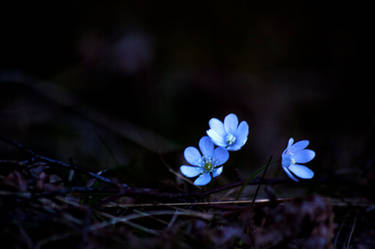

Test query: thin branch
[167,211,178,229]
[98,211,159,235]
[235,159,275,200]
[35,233,72,249]
[104,198,294,208]
[345,213,358,249]
[0,136,127,187]
[0,159,29,166]
[89,210,213,231]
[17,224,34,249]
[158,152,197,186]
[197,178,289,198]
[252,156,272,206]
[0,190,32,198]
[103,197,375,209]
[34,186,99,198]
[114,178,290,200]
[133,209,169,225]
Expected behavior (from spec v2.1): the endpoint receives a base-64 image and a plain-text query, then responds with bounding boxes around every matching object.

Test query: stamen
[202,157,213,172]
[225,133,236,146]
[204,162,213,171]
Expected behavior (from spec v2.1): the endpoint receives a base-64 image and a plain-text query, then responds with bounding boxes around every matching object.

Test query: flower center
[282,152,296,167]
[225,133,236,146]
[202,157,214,172]
[203,161,213,171]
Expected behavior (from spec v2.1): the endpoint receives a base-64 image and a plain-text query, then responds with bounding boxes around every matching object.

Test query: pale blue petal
[282,138,293,156]
[289,140,309,152]
[199,136,214,158]
[282,166,299,182]
[184,146,202,166]
[213,147,229,166]
[212,166,223,177]
[288,164,314,179]
[209,118,226,137]
[180,165,202,177]
[288,137,294,147]
[224,113,238,134]
[293,149,315,163]
[207,129,226,147]
[194,173,211,186]
[282,148,288,157]
[227,142,243,151]
[236,121,249,145]
[281,153,292,168]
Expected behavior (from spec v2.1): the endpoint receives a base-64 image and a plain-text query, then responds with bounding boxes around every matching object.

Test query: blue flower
[180,136,229,186]
[206,113,249,151]
[281,138,315,182]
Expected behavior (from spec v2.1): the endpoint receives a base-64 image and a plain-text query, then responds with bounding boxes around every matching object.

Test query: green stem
[235,156,274,200]
[251,156,272,206]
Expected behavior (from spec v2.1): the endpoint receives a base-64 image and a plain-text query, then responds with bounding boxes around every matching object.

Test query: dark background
[0,2,372,190]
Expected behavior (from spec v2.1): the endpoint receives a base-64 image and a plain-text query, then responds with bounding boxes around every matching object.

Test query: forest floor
[1,136,375,249]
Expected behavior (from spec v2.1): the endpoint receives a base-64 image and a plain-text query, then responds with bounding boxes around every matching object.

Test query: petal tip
[288,138,294,147]
[193,173,211,186]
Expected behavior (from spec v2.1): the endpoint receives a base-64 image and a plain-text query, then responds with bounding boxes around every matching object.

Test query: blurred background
[0,2,372,190]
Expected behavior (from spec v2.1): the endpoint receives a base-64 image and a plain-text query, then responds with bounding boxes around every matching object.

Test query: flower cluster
[180,113,249,186]
[179,113,316,186]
